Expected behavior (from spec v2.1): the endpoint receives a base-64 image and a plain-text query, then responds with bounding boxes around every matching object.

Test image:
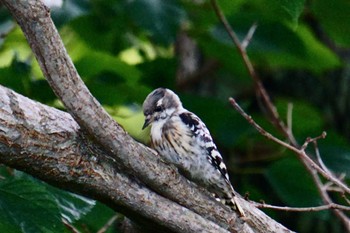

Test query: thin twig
[301,132,327,150]
[212,0,350,228]
[97,214,120,233]
[326,186,345,193]
[242,23,258,50]
[229,97,350,195]
[311,167,350,231]
[210,0,296,144]
[254,202,350,212]
[314,140,332,175]
[286,103,293,136]
[343,194,350,205]
[229,98,303,153]
[62,218,80,233]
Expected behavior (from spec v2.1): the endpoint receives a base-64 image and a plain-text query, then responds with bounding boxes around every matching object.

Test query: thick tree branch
[0,85,293,232]
[0,0,293,232]
[0,85,229,233]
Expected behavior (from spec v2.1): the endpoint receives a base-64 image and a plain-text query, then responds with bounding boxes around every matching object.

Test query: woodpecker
[142,88,245,217]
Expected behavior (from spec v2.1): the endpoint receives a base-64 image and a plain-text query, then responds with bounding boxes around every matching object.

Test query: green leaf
[0,221,21,233]
[316,131,350,176]
[125,0,186,44]
[30,79,57,103]
[74,202,116,233]
[0,170,96,232]
[51,0,91,27]
[48,187,96,223]
[138,58,177,88]
[111,105,148,142]
[75,50,141,84]
[13,171,96,223]
[272,0,306,25]
[249,23,340,72]
[198,33,247,78]
[68,12,129,54]
[293,25,341,72]
[275,99,323,138]
[0,179,64,233]
[320,145,350,175]
[266,157,321,207]
[0,26,32,68]
[312,0,350,46]
[210,18,340,73]
[88,82,149,106]
[0,57,31,95]
[181,95,250,147]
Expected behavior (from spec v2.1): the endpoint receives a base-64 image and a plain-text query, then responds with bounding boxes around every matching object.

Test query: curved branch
[0,0,240,230]
[0,85,228,233]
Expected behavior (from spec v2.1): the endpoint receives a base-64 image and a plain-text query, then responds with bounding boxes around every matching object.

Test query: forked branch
[210,0,350,229]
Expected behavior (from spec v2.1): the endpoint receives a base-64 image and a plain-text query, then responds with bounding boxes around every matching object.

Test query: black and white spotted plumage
[142,88,244,216]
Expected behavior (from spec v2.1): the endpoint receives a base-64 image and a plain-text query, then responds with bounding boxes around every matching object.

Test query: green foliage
[311,0,350,46]
[0,0,349,232]
[0,179,64,233]
[124,0,187,44]
[272,0,306,25]
[266,156,321,207]
[0,169,97,233]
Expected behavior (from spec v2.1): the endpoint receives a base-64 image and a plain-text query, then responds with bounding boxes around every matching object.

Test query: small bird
[142,88,245,217]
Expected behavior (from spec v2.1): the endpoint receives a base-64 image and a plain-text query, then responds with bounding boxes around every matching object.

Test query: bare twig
[229,97,350,195]
[343,194,350,206]
[62,218,80,233]
[213,0,350,223]
[210,0,296,145]
[210,7,350,229]
[254,202,350,212]
[228,98,301,153]
[241,23,258,50]
[300,132,327,150]
[97,214,120,233]
[311,167,350,231]
[229,97,350,229]
[211,1,350,214]
[314,140,332,175]
[286,103,293,136]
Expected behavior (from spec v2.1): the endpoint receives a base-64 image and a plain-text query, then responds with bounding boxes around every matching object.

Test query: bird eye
[155,106,163,112]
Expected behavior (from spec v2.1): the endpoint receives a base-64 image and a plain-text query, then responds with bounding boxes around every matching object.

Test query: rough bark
[0,85,229,233]
[0,0,294,232]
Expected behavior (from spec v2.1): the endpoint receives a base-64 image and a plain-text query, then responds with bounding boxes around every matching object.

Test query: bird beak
[142,115,152,130]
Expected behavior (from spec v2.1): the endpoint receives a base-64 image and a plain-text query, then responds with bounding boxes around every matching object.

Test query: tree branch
[0,85,233,233]
[0,84,293,232]
[209,0,350,228]
[254,202,350,212]
[0,0,294,232]
[210,0,294,143]
[229,97,350,230]
[0,0,239,230]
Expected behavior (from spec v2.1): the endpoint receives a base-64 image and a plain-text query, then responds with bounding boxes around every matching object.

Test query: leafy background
[0,0,349,232]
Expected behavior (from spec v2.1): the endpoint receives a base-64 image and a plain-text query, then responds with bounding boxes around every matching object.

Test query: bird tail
[226,196,245,217]
[216,193,245,217]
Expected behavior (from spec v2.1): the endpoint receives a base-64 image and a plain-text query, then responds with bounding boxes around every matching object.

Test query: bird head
[142,88,182,129]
